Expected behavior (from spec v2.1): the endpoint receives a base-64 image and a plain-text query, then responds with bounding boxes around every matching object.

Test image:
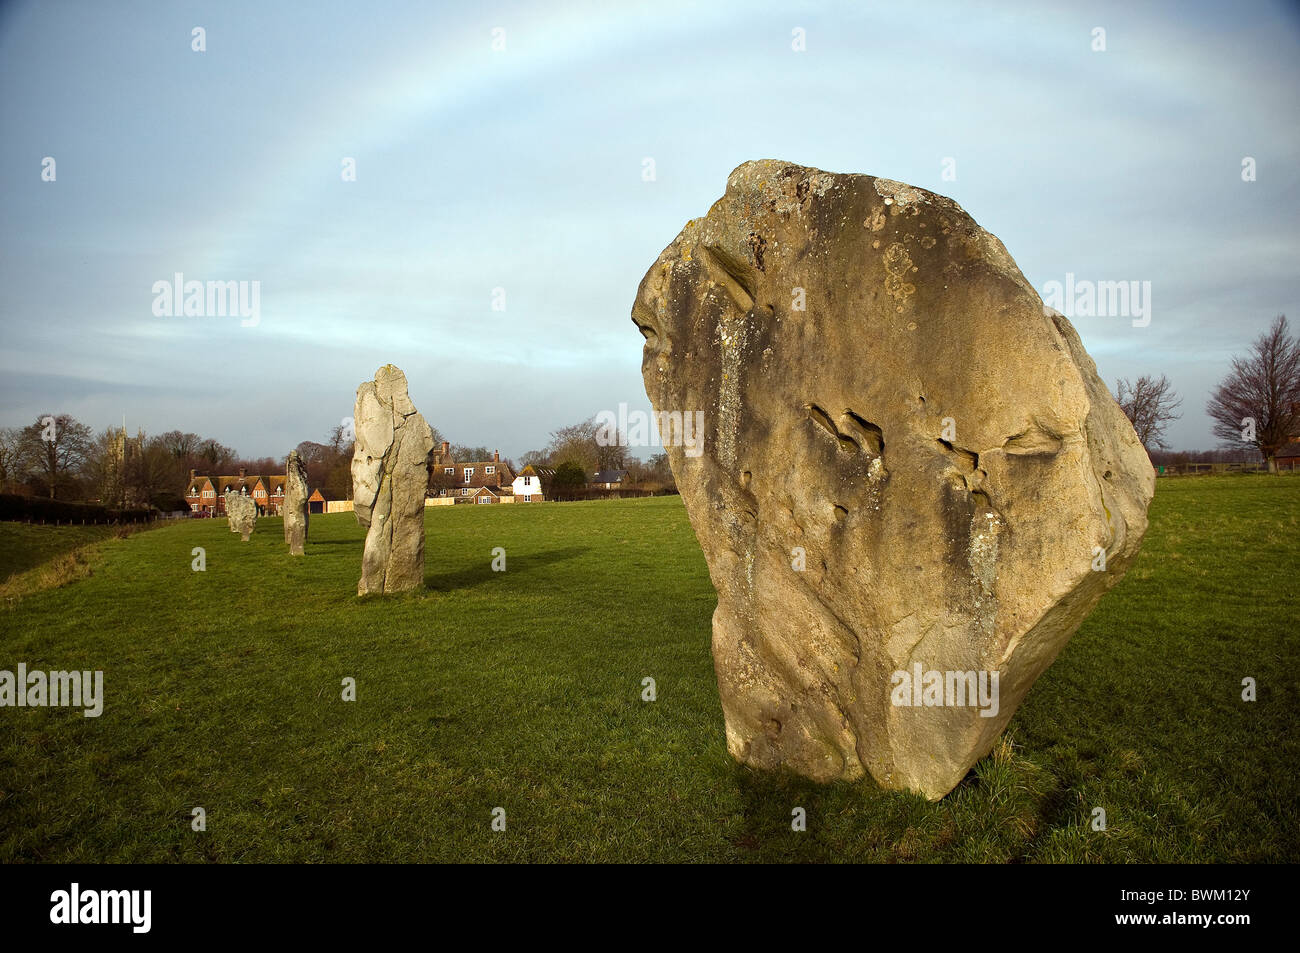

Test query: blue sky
[1,0,1297,459]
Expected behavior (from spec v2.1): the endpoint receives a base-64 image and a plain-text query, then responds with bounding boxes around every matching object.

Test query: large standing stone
[631,160,1155,800]
[283,449,309,556]
[351,364,434,594]
[225,492,257,542]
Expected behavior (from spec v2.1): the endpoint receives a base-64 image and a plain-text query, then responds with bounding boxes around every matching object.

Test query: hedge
[0,494,159,524]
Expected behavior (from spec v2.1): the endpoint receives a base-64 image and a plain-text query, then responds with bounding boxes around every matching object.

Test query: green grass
[0,522,118,582]
[1,478,1296,862]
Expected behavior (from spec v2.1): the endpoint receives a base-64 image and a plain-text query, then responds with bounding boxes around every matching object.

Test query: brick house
[185,467,287,515]
[186,474,218,514]
[428,442,516,502]
[591,469,629,489]
[1279,441,1300,472]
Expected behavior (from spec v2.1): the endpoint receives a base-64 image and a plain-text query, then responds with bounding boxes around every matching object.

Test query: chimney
[493,449,500,462]
[239,466,246,479]
[189,468,196,483]
[442,441,450,455]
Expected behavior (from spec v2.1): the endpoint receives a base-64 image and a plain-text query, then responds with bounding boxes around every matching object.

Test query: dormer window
[444,467,454,476]
[463,468,474,482]
[485,466,495,475]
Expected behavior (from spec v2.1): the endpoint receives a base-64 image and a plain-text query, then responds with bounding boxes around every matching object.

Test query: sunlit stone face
[632,160,1155,799]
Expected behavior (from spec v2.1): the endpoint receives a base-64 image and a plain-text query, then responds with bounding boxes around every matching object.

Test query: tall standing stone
[283,449,309,556]
[225,492,257,542]
[351,364,434,594]
[631,160,1155,799]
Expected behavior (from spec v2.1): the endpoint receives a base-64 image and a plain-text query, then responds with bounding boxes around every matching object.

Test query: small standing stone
[283,450,309,556]
[225,492,257,542]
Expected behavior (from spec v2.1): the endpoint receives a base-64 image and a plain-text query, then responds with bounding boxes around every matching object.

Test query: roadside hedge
[0,494,158,524]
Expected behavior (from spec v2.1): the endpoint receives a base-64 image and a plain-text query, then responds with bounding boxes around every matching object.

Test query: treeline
[517,417,675,491]
[0,493,159,524]
[0,417,291,509]
[1146,448,1263,467]
[1117,314,1299,472]
[292,423,355,502]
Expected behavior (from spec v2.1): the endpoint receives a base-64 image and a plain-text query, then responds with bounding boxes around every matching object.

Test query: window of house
[444,467,455,476]
[464,468,474,482]
[477,496,491,504]
[461,487,468,495]
[190,486,197,495]
[485,466,495,475]
[191,503,198,511]
[524,495,531,502]
[524,476,532,486]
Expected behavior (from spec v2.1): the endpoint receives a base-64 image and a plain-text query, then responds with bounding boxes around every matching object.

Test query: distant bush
[551,461,587,490]
[0,494,156,524]
[149,491,189,513]
[548,486,679,502]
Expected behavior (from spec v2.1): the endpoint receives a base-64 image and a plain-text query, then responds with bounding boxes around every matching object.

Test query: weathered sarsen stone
[283,449,309,556]
[225,492,257,542]
[632,160,1155,799]
[351,364,434,595]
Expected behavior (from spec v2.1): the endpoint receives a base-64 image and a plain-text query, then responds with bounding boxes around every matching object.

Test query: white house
[511,464,553,502]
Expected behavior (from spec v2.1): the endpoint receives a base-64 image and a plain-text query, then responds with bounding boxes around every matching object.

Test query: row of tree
[518,417,674,490]
[5,313,1290,506]
[1115,315,1299,471]
[0,410,677,509]
[0,419,271,507]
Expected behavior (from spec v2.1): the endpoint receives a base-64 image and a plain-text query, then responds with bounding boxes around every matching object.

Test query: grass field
[0,522,119,583]
[1,477,1296,862]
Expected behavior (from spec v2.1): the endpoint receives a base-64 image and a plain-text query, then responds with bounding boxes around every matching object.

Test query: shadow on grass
[424,545,591,592]
[729,761,841,861]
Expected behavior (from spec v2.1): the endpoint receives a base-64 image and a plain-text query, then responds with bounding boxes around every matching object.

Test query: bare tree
[0,427,31,493]
[196,437,237,473]
[20,413,94,499]
[648,452,674,489]
[1206,315,1300,472]
[1115,374,1182,450]
[451,444,493,463]
[156,430,201,461]
[548,416,627,474]
[130,434,182,505]
[324,425,354,499]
